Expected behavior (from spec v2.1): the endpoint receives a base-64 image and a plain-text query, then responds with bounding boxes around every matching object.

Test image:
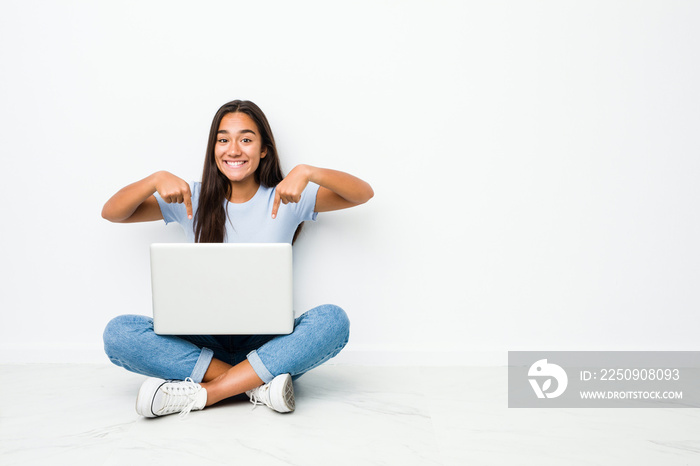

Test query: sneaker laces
[248,383,271,410]
[158,377,202,418]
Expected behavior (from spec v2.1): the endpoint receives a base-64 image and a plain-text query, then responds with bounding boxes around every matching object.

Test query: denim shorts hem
[247,349,275,383]
[190,347,214,383]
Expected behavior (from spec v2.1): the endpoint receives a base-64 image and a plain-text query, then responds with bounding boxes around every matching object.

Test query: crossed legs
[199,358,262,406]
[103,304,350,410]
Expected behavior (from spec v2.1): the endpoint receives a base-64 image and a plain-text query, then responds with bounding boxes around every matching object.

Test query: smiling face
[214,112,268,189]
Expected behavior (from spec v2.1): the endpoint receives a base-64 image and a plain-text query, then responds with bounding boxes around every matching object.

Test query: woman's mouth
[224,160,247,168]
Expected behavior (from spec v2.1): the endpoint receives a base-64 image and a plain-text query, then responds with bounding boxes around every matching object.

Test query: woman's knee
[312,304,350,343]
[103,314,153,358]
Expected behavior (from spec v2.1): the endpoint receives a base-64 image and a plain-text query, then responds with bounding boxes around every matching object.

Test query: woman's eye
[242,138,252,143]
[217,138,228,143]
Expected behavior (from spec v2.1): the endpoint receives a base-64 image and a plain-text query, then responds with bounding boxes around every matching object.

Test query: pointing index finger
[184,189,193,219]
[272,190,281,219]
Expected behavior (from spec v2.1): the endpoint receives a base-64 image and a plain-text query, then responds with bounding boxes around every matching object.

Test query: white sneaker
[136,377,207,418]
[245,373,295,413]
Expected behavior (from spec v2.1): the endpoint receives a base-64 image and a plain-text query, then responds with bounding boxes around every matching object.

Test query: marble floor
[1,364,699,465]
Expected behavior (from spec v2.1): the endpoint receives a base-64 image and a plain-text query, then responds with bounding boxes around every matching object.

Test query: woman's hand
[272,164,374,218]
[101,171,191,223]
[272,165,311,219]
[154,171,193,219]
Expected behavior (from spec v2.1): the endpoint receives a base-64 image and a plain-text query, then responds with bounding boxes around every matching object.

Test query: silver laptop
[150,243,294,335]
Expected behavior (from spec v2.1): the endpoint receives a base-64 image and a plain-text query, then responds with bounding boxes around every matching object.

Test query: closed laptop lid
[150,243,293,335]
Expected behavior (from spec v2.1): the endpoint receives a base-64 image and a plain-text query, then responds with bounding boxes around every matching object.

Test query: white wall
[1,1,699,364]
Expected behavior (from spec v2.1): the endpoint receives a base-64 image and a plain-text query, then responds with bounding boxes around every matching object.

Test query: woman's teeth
[226,161,245,166]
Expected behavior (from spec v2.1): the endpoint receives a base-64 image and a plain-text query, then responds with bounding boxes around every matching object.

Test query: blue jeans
[103,304,350,384]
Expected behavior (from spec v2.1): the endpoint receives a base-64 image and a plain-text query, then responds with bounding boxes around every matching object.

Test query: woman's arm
[272,164,373,218]
[101,171,192,223]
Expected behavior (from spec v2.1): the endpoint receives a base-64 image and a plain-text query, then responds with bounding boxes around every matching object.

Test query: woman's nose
[228,142,241,156]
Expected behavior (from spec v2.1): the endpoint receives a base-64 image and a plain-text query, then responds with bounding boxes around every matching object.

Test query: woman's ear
[261,146,268,158]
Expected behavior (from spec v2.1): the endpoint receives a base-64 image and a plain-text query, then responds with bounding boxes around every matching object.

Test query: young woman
[102,100,373,417]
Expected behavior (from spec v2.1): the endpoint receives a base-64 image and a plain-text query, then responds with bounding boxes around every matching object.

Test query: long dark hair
[194,100,302,243]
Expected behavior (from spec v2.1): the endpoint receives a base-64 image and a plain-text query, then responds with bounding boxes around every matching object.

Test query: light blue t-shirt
[155,182,320,244]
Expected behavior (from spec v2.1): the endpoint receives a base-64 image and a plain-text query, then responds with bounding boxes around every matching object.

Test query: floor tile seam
[416,366,449,466]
